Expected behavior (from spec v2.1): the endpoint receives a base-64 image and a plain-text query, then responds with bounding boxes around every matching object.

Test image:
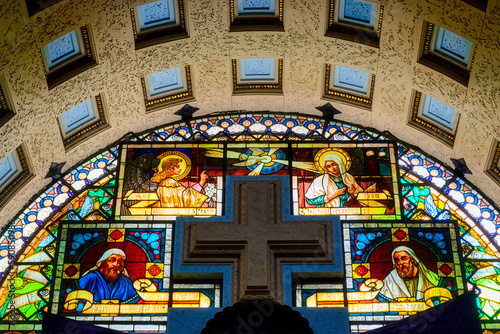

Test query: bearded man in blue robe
[78,248,137,303]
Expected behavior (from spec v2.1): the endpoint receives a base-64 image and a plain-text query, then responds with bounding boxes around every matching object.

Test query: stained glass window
[0,112,499,333]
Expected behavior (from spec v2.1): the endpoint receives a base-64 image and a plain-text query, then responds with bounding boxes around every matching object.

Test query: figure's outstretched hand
[325,186,347,202]
[199,170,209,187]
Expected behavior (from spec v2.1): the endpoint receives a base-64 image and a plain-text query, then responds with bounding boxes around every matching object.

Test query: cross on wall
[181,177,339,303]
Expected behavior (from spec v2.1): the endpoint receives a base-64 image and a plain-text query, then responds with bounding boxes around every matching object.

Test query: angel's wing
[122,153,158,194]
[424,194,439,218]
[79,196,94,218]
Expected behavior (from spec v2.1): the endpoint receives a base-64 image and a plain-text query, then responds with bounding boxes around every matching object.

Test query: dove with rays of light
[205,148,318,176]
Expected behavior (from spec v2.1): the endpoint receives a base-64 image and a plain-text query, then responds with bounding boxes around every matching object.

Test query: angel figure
[151,156,209,208]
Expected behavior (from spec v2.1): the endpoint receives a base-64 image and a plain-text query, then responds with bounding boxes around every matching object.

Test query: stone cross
[182,178,336,303]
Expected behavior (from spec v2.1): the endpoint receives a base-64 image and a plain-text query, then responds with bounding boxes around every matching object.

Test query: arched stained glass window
[0,112,498,333]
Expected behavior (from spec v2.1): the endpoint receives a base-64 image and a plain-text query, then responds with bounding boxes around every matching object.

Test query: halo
[314,148,351,174]
[155,151,192,181]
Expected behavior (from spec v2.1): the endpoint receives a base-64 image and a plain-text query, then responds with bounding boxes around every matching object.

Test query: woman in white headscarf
[305,154,364,207]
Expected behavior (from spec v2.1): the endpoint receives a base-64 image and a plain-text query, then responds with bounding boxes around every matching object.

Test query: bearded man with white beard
[379,246,441,301]
[78,248,137,303]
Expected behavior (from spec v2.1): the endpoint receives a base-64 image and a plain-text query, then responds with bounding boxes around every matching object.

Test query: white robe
[380,268,437,301]
[305,173,362,207]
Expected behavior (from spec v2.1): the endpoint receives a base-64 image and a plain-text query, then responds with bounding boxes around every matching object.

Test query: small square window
[326,0,383,47]
[40,26,98,90]
[420,95,458,132]
[0,153,20,192]
[237,0,276,15]
[485,139,500,186]
[137,0,177,31]
[408,91,460,147]
[433,27,473,67]
[418,22,476,86]
[60,99,99,137]
[338,0,378,29]
[323,64,374,109]
[142,65,194,112]
[132,0,188,49]
[0,145,34,210]
[0,78,15,128]
[333,65,370,95]
[147,67,184,96]
[461,0,488,11]
[43,30,82,70]
[57,95,110,150]
[232,58,282,94]
[240,58,276,81]
[25,0,64,16]
[229,0,283,31]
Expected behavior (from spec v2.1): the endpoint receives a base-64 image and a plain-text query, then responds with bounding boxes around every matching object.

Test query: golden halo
[155,151,192,181]
[314,148,351,174]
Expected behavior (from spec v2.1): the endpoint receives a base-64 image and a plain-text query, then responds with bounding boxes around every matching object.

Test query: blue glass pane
[238,0,275,14]
[138,0,176,30]
[333,65,370,94]
[243,0,271,9]
[43,30,82,69]
[338,0,377,27]
[421,95,458,132]
[61,99,97,135]
[147,67,184,96]
[245,59,271,75]
[0,152,19,188]
[344,0,373,23]
[434,27,473,65]
[240,58,275,81]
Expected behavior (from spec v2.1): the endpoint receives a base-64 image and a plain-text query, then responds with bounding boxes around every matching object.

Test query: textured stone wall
[0,0,499,224]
